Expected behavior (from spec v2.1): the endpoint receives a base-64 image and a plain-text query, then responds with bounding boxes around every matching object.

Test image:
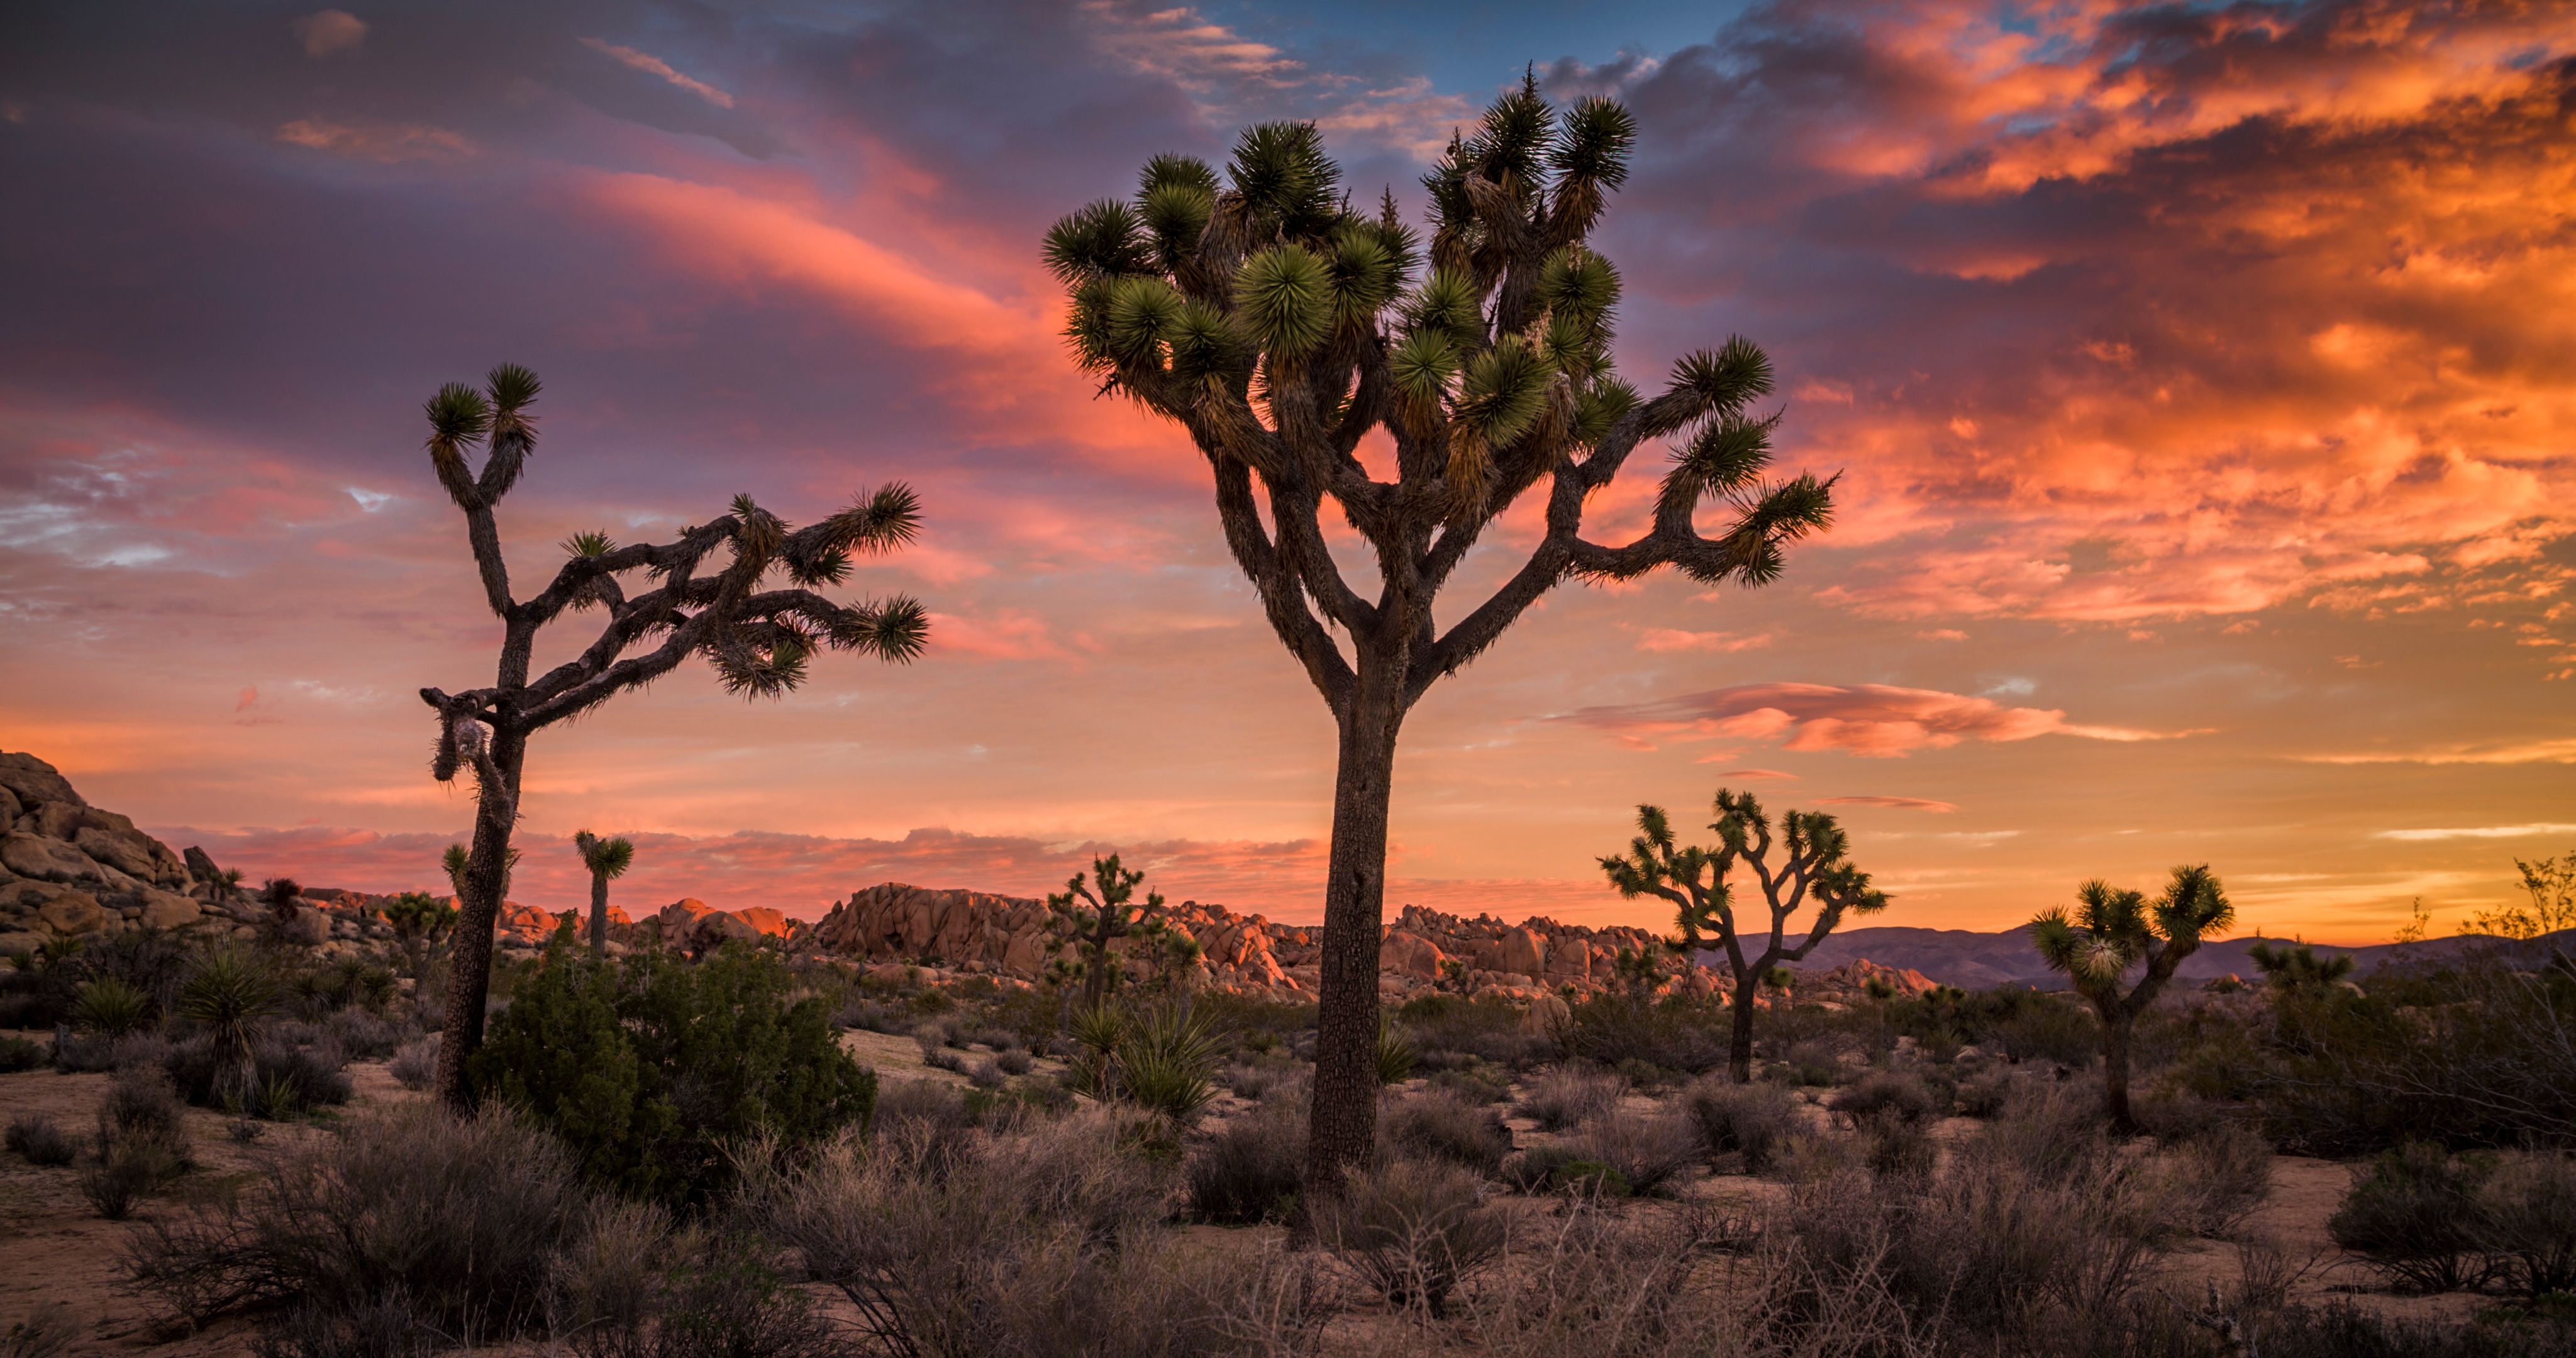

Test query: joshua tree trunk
[434,722,525,1112]
[2099,1003,2135,1133]
[587,872,609,954]
[1728,971,1760,1083]
[1304,673,1404,1198]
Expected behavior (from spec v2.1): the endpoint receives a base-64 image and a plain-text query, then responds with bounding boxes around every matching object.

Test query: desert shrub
[963,1058,1006,1089]
[1317,1155,1507,1316]
[1561,1111,1699,1197]
[82,1064,194,1216]
[1970,1083,2110,1181]
[2,1302,79,1358]
[2329,1142,2498,1293]
[1861,1120,1937,1179]
[160,1033,351,1118]
[1384,1087,1513,1174]
[1185,1095,1305,1225]
[755,1107,1294,1356]
[470,943,875,1208]
[388,1035,438,1090]
[1428,1063,1513,1106]
[1954,1073,2009,1119]
[1770,1037,1841,1087]
[321,1005,405,1059]
[2180,959,2576,1156]
[1682,1076,1801,1173]
[1995,1001,2099,1068]
[2170,1121,2273,1237]
[1397,992,1553,1068]
[252,1292,441,1358]
[1220,1061,1281,1100]
[1826,1069,1942,1130]
[996,1048,1033,1076]
[1436,1198,1926,1358]
[1561,995,1729,1076]
[126,1102,589,1337]
[0,1035,43,1072]
[915,1024,967,1072]
[1769,1131,2182,1344]
[49,1029,119,1073]
[2478,1152,2576,1301]
[1513,1066,1623,1132]
[8,1110,75,1166]
[574,1234,840,1358]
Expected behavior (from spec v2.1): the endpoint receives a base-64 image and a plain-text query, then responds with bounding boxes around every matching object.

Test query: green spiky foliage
[178,947,279,1099]
[73,977,153,1037]
[1044,853,1175,1010]
[2029,866,2235,1131]
[415,365,931,1112]
[1601,791,1888,1082]
[1045,79,1841,1201]
[2246,939,2357,994]
[573,830,636,956]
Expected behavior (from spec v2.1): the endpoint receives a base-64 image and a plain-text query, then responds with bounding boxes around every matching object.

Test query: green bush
[470,942,875,1208]
[0,1035,45,1073]
[1561,993,1729,1075]
[2329,1142,2498,1293]
[1994,1001,2098,1068]
[2480,1152,2576,1301]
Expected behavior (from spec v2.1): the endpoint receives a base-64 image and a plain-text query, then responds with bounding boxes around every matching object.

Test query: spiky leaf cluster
[2030,866,2235,1004]
[1602,788,1889,982]
[1043,84,1838,722]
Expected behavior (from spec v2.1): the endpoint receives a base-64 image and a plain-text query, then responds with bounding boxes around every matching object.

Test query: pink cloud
[1557,683,2187,758]
[1635,627,1772,653]
[926,609,1070,661]
[579,37,736,109]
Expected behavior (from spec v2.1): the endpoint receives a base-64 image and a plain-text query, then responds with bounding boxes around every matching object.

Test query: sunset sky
[3,0,2570,941]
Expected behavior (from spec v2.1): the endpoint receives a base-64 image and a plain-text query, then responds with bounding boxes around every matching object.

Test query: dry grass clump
[388,1034,438,1091]
[1428,1200,1931,1358]
[1512,1065,1623,1132]
[1382,1087,1514,1176]
[8,1110,77,1167]
[2169,1120,2274,1237]
[127,1101,586,1337]
[82,1065,193,1218]
[1185,1096,1306,1225]
[1557,1109,1701,1197]
[754,1104,1316,1355]
[1680,1076,1802,1173]
[1314,1155,1507,1316]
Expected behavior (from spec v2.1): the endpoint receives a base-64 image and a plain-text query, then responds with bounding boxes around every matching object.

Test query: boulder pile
[791,885,1675,1003]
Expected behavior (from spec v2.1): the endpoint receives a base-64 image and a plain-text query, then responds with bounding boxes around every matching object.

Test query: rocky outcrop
[793,885,1675,1002]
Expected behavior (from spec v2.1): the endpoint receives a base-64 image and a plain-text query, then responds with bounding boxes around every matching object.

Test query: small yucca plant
[73,978,153,1037]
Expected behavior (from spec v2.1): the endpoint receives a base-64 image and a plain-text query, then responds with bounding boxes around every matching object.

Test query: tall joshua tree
[1046,80,1838,1189]
[414,364,930,1111]
[2029,866,2234,1132]
[1601,792,1887,1082]
[1045,853,1172,1010]
[573,831,635,955]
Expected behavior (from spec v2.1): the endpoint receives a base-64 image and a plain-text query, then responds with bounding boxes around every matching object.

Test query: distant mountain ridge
[1736,925,2567,991]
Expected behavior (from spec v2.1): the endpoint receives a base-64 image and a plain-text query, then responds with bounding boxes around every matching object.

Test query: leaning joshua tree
[414,364,930,1110]
[1046,80,1837,1190]
[1601,792,1887,1082]
[572,830,635,955]
[1045,852,1173,1010]
[2029,866,2234,1132]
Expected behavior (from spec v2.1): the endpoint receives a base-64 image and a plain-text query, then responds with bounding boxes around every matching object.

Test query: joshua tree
[572,831,635,955]
[1046,80,1838,1190]
[1045,853,1172,1010]
[258,877,304,944]
[2029,866,2235,1132]
[1601,792,1887,1082]
[413,364,930,1110]
[377,890,454,975]
[441,844,470,898]
[2248,939,2355,993]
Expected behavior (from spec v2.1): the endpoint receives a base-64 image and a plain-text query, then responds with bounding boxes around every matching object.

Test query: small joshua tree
[1047,78,1838,1192]
[413,364,930,1110]
[1601,792,1887,1082]
[2029,866,2235,1132]
[376,890,454,976]
[1045,853,1174,1010]
[2248,939,2355,994]
[258,878,304,944]
[572,831,635,955]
